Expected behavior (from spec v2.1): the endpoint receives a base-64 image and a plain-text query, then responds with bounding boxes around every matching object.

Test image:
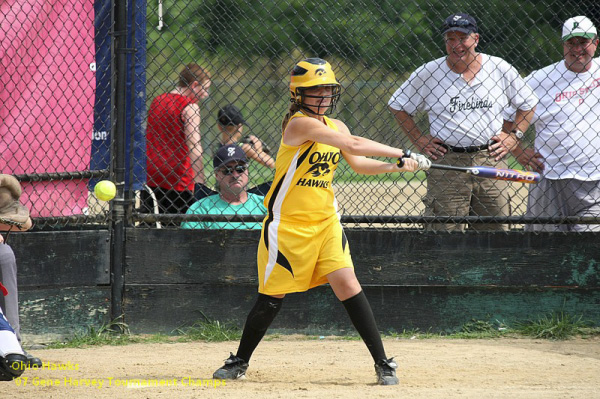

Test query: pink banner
[0,0,95,217]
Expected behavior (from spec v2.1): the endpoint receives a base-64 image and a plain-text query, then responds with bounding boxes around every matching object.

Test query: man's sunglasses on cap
[446,19,473,28]
[442,15,478,33]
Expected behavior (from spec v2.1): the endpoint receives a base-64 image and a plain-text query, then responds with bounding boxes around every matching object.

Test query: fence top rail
[130,213,600,225]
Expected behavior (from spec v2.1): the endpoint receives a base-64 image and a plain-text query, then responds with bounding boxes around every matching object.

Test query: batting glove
[409,151,431,171]
[397,150,431,171]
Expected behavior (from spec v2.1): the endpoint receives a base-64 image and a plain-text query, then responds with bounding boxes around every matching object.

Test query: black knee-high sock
[236,294,283,362]
[342,290,387,362]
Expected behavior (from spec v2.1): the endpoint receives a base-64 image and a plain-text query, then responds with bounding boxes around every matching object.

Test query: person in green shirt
[182,144,267,229]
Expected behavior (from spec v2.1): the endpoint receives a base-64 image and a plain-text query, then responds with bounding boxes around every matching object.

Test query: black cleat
[374,358,399,385]
[23,351,42,368]
[0,354,27,381]
[213,352,249,380]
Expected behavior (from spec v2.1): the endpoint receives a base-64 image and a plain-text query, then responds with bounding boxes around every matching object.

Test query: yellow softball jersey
[263,112,342,224]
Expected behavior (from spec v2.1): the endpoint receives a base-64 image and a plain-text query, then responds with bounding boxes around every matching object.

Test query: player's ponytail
[281,102,301,132]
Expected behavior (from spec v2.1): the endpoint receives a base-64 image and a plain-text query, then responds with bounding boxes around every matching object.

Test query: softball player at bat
[213,58,430,385]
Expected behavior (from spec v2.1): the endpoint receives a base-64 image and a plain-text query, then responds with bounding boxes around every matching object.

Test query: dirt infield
[5,336,600,398]
[333,181,530,217]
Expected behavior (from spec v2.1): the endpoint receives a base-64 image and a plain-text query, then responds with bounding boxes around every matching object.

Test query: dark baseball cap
[442,13,478,35]
[217,104,250,128]
[213,144,248,169]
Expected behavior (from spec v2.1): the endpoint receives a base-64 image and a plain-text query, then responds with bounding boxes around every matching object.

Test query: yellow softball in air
[94,180,116,201]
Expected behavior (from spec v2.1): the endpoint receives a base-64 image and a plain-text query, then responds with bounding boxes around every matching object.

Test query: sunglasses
[443,19,477,32]
[219,165,247,175]
[446,19,472,27]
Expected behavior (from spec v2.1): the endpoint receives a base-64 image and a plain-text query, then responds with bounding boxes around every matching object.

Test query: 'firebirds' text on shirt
[388,54,538,147]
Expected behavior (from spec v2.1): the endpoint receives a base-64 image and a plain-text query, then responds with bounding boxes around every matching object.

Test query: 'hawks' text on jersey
[263,112,342,223]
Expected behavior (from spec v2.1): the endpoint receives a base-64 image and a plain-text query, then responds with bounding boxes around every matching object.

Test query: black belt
[440,143,489,153]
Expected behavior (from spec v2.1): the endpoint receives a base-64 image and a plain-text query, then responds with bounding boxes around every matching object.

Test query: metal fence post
[110,0,129,323]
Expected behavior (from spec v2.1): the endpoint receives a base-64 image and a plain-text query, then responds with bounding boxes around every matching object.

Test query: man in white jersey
[388,13,538,231]
[508,16,600,232]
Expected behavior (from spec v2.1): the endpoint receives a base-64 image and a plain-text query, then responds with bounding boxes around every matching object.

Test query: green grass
[45,314,600,349]
[385,320,510,340]
[175,319,242,342]
[47,314,241,349]
[457,319,508,339]
[385,316,600,340]
[47,317,141,349]
[513,312,592,340]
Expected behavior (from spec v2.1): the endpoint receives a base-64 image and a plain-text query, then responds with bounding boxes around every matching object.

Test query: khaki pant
[424,151,509,231]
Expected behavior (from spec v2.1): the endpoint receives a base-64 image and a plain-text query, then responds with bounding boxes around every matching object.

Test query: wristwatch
[510,129,524,139]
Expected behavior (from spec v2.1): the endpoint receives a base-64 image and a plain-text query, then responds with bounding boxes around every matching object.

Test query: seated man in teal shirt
[182,144,267,229]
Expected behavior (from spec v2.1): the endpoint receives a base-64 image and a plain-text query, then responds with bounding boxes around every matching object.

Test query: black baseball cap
[213,144,248,169]
[442,13,478,35]
[217,104,250,128]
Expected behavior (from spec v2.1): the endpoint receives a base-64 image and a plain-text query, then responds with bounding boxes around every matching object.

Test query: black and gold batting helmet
[290,58,341,116]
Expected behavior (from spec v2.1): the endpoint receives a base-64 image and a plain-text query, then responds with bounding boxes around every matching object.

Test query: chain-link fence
[2,1,599,232]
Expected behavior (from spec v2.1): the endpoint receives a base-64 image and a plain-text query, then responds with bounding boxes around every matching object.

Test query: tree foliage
[147,0,598,75]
